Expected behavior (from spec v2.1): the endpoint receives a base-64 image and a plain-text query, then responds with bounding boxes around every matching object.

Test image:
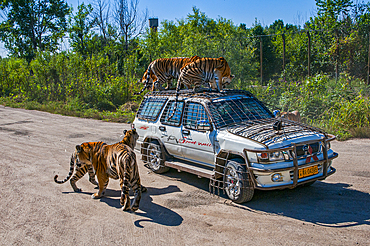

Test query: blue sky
[138,0,318,27]
[0,0,319,57]
[74,0,319,27]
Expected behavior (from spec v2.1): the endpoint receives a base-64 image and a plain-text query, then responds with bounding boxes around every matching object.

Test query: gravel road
[0,105,369,245]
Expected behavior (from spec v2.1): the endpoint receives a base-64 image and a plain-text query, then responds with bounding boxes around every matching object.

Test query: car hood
[226,118,327,148]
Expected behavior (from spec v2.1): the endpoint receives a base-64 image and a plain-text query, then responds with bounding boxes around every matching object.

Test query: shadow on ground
[153,170,370,228]
[241,181,370,227]
[62,169,370,228]
[83,185,184,228]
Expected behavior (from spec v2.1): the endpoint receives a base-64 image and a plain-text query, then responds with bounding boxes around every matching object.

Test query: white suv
[133,89,338,203]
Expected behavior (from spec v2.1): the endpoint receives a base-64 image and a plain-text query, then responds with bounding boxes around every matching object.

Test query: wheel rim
[148,144,161,170]
[225,167,241,200]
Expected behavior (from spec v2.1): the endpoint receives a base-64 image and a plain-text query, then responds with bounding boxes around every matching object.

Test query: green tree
[114,0,148,53]
[0,0,70,61]
[68,3,95,56]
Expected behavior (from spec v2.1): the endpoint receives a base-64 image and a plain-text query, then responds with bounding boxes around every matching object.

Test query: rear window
[136,97,167,121]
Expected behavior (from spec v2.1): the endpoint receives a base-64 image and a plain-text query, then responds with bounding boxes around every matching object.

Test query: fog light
[271,173,283,182]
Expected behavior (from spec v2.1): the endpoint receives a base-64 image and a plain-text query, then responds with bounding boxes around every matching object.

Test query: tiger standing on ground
[54,129,144,211]
[54,129,140,193]
[281,111,301,122]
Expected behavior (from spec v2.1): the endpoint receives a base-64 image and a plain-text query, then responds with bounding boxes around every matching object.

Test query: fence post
[335,29,339,82]
[307,31,311,77]
[260,36,263,85]
[368,32,370,85]
[282,33,286,74]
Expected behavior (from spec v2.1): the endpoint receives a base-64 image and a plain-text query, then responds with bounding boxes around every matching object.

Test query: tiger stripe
[54,154,75,184]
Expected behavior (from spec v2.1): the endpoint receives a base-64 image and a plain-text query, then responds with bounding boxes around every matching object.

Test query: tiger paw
[131,205,139,212]
[120,197,130,211]
[73,188,82,192]
[91,193,101,199]
[122,205,130,211]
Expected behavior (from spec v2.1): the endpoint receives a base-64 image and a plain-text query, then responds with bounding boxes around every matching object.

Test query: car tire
[147,140,169,174]
[223,159,254,203]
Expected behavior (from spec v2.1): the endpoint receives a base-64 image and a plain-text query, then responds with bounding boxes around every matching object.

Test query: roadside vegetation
[1,0,370,140]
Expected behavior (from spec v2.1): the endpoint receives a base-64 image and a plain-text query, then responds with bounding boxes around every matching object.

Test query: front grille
[295,142,321,158]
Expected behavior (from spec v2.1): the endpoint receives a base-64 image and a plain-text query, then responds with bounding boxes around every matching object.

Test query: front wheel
[146,140,169,174]
[223,159,254,203]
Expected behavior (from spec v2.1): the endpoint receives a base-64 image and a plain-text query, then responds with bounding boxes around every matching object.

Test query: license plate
[299,165,318,178]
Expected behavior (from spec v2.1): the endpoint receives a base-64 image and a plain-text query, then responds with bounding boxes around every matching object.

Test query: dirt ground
[0,105,369,246]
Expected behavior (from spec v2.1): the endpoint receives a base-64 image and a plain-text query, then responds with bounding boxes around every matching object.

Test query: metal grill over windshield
[207,96,274,129]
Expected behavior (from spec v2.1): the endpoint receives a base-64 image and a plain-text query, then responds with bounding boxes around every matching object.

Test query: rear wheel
[147,140,169,174]
[223,159,254,203]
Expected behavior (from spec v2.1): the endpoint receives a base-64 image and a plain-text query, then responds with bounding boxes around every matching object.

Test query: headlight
[257,151,288,163]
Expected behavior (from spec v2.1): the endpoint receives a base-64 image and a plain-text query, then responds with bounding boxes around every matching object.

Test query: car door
[180,101,215,166]
[158,100,185,158]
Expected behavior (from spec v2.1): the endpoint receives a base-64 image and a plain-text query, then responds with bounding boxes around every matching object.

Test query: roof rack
[145,89,256,100]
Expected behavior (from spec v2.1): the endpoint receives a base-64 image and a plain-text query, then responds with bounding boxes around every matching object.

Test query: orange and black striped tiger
[177,57,235,92]
[54,129,140,193]
[54,130,144,211]
[168,57,235,120]
[137,56,201,94]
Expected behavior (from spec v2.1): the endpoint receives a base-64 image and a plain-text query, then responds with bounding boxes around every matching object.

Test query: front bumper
[244,135,338,190]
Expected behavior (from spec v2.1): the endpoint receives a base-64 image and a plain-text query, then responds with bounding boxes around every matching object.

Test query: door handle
[182,130,190,135]
[159,126,166,131]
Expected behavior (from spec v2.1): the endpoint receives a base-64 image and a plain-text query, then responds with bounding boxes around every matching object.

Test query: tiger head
[140,69,157,88]
[74,143,93,168]
[216,57,235,87]
[73,141,106,168]
[121,129,139,149]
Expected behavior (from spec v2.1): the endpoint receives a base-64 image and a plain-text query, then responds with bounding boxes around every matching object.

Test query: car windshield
[207,96,273,129]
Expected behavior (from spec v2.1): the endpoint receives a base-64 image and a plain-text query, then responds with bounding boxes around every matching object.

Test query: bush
[1,51,370,139]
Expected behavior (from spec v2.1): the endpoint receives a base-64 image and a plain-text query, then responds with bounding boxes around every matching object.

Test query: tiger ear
[76,145,82,153]
[123,130,127,135]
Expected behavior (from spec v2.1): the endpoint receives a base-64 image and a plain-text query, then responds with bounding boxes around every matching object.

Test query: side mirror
[196,120,211,131]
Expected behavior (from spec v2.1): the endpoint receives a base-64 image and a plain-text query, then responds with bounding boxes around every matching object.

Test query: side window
[183,102,209,130]
[160,101,184,126]
[136,97,167,121]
